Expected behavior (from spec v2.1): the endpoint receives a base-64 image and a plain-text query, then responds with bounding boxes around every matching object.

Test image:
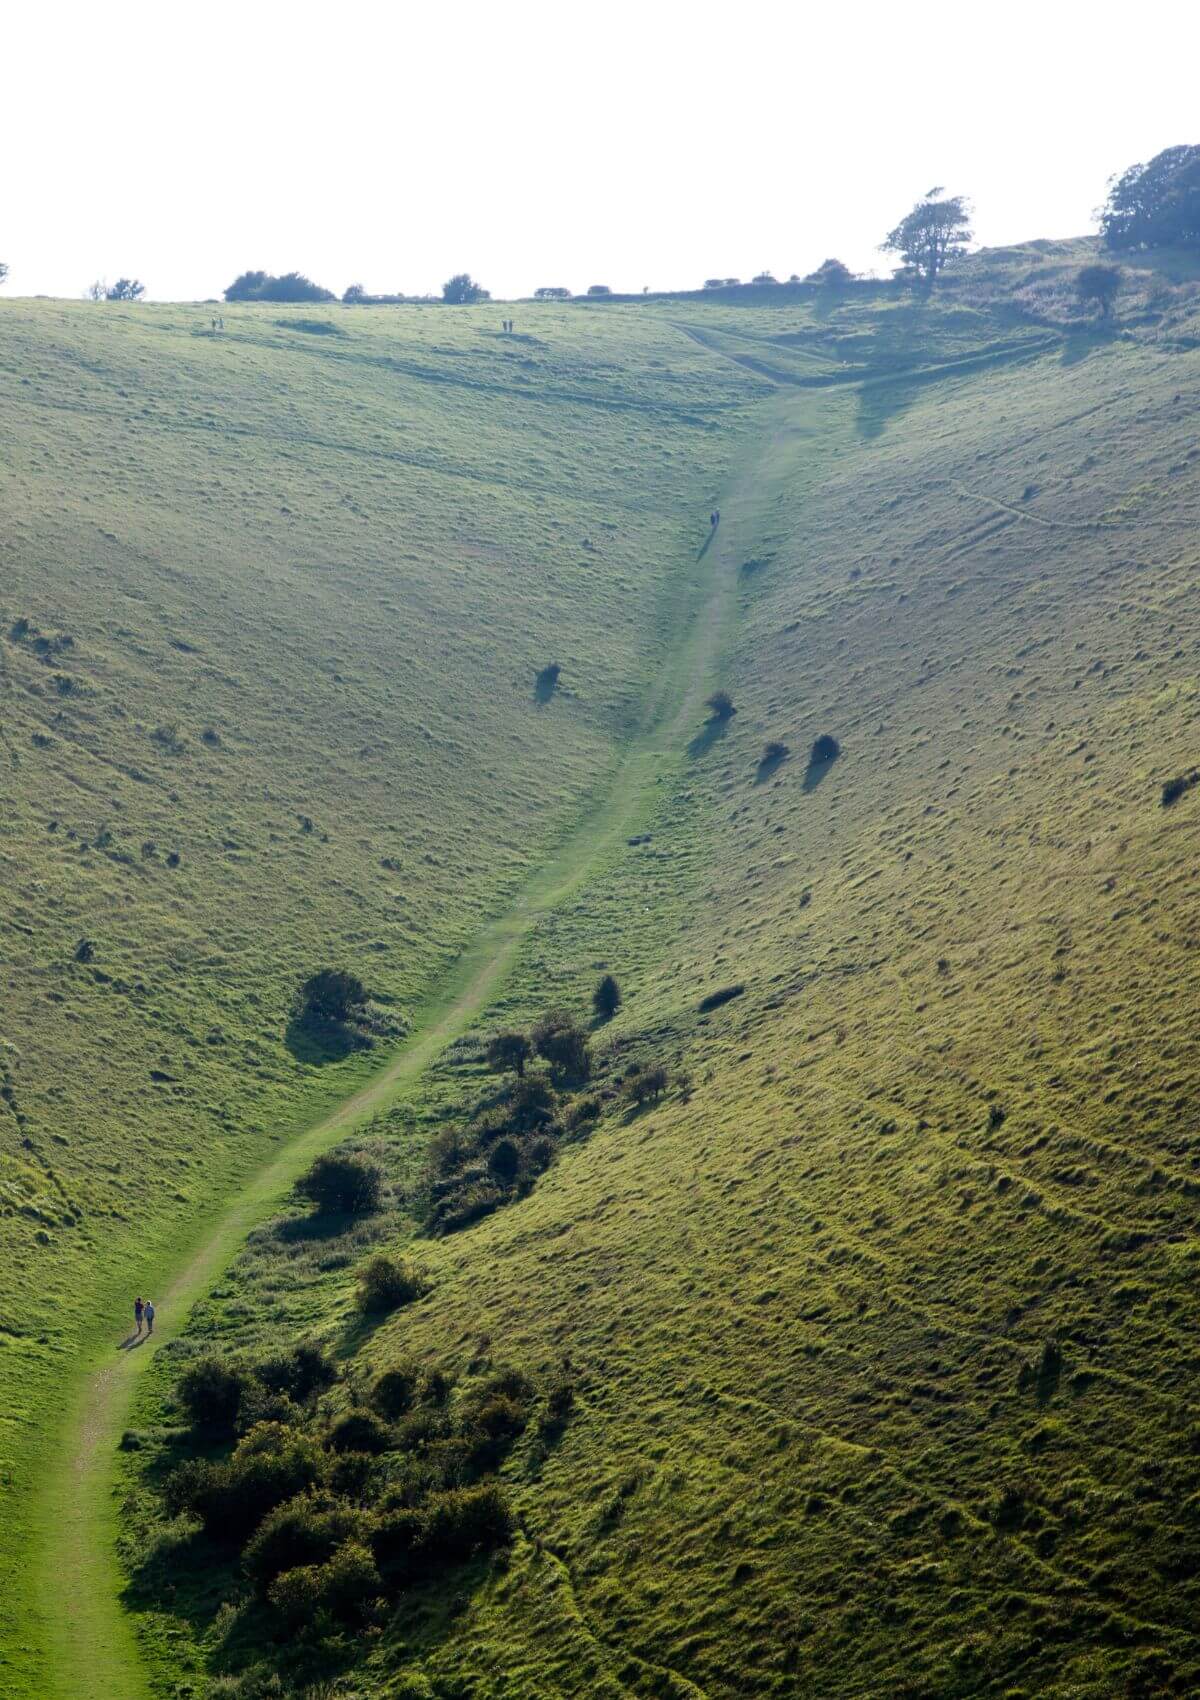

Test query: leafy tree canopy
[0,261,8,285]
[882,188,972,285]
[806,258,855,286]
[1100,144,1200,251]
[224,270,335,303]
[107,278,145,301]
[442,272,489,304]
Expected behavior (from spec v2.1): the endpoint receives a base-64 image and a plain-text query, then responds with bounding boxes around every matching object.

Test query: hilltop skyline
[7,0,1199,301]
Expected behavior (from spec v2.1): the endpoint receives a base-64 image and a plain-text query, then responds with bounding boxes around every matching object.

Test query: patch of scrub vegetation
[124,1324,565,1695]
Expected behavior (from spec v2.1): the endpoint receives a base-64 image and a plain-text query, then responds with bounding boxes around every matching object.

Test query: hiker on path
[145,1299,156,1335]
[133,1296,144,1336]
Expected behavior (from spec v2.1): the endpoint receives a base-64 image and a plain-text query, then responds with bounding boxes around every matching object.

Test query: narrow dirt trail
[33,416,776,1700]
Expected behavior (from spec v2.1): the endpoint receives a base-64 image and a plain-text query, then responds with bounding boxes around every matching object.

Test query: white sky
[4,0,1198,302]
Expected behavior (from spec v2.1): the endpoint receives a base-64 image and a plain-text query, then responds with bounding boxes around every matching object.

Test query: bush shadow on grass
[270,1206,383,1247]
[284,1014,365,1066]
[754,747,788,784]
[802,753,837,792]
[688,715,730,760]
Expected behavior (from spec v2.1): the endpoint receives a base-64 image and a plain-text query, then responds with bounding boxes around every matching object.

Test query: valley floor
[7,263,1200,1698]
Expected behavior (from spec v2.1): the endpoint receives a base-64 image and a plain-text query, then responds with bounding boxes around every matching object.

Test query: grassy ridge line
[32,398,776,1700]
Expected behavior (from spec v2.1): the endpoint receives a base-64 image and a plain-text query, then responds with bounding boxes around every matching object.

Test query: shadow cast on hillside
[688,716,730,760]
[1060,329,1110,367]
[284,1015,363,1066]
[802,754,838,792]
[854,374,925,441]
[754,749,789,785]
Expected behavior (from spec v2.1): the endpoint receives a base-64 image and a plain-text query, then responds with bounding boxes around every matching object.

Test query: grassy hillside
[8,246,1200,1698]
[0,297,762,1692]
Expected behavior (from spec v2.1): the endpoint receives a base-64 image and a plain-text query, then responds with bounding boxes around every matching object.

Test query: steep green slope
[11,255,1200,1699]
[0,298,763,1691]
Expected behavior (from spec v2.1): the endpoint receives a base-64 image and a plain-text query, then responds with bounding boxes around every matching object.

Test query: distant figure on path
[133,1296,144,1336]
[145,1299,156,1335]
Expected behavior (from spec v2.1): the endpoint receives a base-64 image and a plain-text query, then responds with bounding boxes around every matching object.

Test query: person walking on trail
[144,1299,156,1335]
[133,1296,144,1336]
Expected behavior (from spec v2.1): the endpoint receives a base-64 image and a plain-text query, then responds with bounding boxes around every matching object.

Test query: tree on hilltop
[1101,144,1200,250]
[882,189,972,287]
[1076,263,1122,319]
[0,260,8,286]
[443,272,489,304]
[107,278,145,301]
[806,258,855,287]
[224,270,334,303]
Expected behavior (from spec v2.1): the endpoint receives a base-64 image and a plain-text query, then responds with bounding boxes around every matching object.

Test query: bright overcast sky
[5,0,1198,302]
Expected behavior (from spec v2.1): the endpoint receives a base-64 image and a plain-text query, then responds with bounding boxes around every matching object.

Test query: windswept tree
[1076,263,1123,319]
[107,278,145,301]
[882,189,972,287]
[442,272,489,304]
[1101,144,1200,251]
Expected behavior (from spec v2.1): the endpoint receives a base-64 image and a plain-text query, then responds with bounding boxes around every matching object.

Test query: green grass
[8,244,1200,1697]
[0,296,761,1694]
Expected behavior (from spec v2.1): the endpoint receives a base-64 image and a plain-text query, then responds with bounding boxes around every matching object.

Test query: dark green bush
[355,1253,426,1314]
[328,1410,392,1455]
[505,1072,558,1131]
[297,967,367,1024]
[486,1032,531,1077]
[243,1493,368,1591]
[297,1152,383,1215]
[267,1538,382,1626]
[371,1362,421,1419]
[705,689,736,721]
[419,1482,515,1563]
[252,1343,337,1404]
[592,974,622,1021]
[486,1137,522,1184]
[166,1423,326,1539]
[532,1009,591,1083]
[177,1357,252,1435]
[810,733,840,765]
